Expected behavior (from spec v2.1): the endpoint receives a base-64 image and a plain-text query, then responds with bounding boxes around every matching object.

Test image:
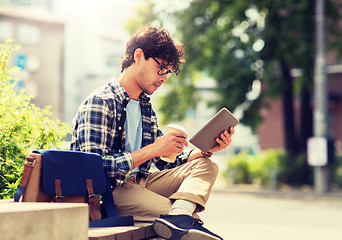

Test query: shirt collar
[138,92,151,103]
[109,77,130,102]
[110,77,150,103]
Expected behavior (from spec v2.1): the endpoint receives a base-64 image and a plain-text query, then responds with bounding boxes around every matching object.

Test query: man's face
[137,56,172,95]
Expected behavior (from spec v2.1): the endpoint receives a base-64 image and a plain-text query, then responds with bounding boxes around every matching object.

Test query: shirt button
[123,108,126,111]
[126,97,129,101]
[118,127,122,130]
[118,150,122,153]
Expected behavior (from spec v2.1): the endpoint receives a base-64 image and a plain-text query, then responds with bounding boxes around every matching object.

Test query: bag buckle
[88,194,96,198]
[30,159,36,167]
[26,157,36,167]
[53,195,64,202]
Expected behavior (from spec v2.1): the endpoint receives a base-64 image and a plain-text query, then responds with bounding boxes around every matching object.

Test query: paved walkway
[199,177,342,240]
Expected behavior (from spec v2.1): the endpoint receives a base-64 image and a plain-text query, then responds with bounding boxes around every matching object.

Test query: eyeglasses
[150,56,173,78]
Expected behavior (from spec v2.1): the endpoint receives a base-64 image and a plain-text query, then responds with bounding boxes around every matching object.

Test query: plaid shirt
[70,78,191,186]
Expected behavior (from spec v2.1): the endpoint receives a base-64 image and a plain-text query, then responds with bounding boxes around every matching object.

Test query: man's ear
[133,48,145,64]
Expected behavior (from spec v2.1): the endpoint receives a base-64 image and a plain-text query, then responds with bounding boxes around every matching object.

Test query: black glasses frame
[150,56,173,78]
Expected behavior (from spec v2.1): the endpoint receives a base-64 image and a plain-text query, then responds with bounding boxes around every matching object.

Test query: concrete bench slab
[0,202,88,240]
[88,222,157,240]
[0,200,160,240]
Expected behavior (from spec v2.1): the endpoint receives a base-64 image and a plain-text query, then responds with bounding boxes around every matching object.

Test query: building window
[2,0,54,9]
[0,21,14,41]
[17,24,40,45]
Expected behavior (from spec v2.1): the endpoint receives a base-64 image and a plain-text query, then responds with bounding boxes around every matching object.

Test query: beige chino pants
[112,157,219,221]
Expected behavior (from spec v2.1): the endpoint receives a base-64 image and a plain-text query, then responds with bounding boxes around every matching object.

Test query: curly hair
[120,26,185,75]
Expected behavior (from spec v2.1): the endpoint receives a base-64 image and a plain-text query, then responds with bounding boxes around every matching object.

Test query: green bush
[0,39,71,199]
[248,149,285,187]
[223,151,252,185]
[331,155,342,188]
[279,153,312,186]
[223,149,286,188]
[223,148,319,188]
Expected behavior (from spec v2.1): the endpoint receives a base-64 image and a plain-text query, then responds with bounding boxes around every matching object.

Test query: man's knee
[194,157,219,176]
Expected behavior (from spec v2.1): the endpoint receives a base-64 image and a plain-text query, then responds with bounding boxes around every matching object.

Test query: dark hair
[120,26,184,75]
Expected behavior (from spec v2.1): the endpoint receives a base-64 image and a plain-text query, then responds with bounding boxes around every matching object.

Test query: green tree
[175,0,341,150]
[127,0,342,185]
[174,0,342,185]
[125,0,158,34]
[0,39,71,198]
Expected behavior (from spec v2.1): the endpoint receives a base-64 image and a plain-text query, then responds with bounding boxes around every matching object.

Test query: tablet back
[189,108,239,152]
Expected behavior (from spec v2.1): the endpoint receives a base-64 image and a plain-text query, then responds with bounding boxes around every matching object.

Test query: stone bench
[0,200,159,240]
[88,222,158,240]
[0,202,88,240]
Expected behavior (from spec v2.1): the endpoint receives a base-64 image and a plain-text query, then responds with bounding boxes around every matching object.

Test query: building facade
[0,3,64,119]
[0,0,135,124]
[257,66,342,156]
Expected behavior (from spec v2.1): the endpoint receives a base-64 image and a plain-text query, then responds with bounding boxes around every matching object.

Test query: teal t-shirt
[125,99,142,176]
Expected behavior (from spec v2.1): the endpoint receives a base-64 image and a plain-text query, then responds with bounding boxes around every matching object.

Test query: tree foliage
[127,0,342,149]
[0,39,71,198]
[127,0,342,185]
[125,0,158,34]
[173,0,341,148]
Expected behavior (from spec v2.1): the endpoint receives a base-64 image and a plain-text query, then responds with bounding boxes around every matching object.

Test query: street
[200,179,342,240]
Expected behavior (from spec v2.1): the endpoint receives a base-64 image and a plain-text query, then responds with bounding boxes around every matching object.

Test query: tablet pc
[189,108,239,152]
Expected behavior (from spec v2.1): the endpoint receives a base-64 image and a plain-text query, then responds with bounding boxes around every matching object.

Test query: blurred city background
[1,0,342,191]
[1,0,342,238]
[0,0,342,240]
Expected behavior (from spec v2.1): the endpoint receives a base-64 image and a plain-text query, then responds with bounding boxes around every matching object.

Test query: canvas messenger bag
[14,149,134,228]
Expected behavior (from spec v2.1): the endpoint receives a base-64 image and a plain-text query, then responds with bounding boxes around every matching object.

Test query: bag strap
[54,179,64,202]
[14,155,36,202]
[86,179,101,221]
[89,169,134,228]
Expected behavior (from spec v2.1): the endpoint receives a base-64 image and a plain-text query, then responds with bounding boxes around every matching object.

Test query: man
[71,26,235,240]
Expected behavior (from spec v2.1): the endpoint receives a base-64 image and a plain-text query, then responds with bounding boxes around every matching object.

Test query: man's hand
[130,130,188,168]
[209,127,235,153]
[152,131,188,158]
[187,127,235,162]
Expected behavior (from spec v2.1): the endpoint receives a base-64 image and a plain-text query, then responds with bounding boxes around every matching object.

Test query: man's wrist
[201,151,213,158]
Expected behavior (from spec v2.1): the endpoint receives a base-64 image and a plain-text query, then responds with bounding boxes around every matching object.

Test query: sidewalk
[201,176,342,240]
[212,176,342,202]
